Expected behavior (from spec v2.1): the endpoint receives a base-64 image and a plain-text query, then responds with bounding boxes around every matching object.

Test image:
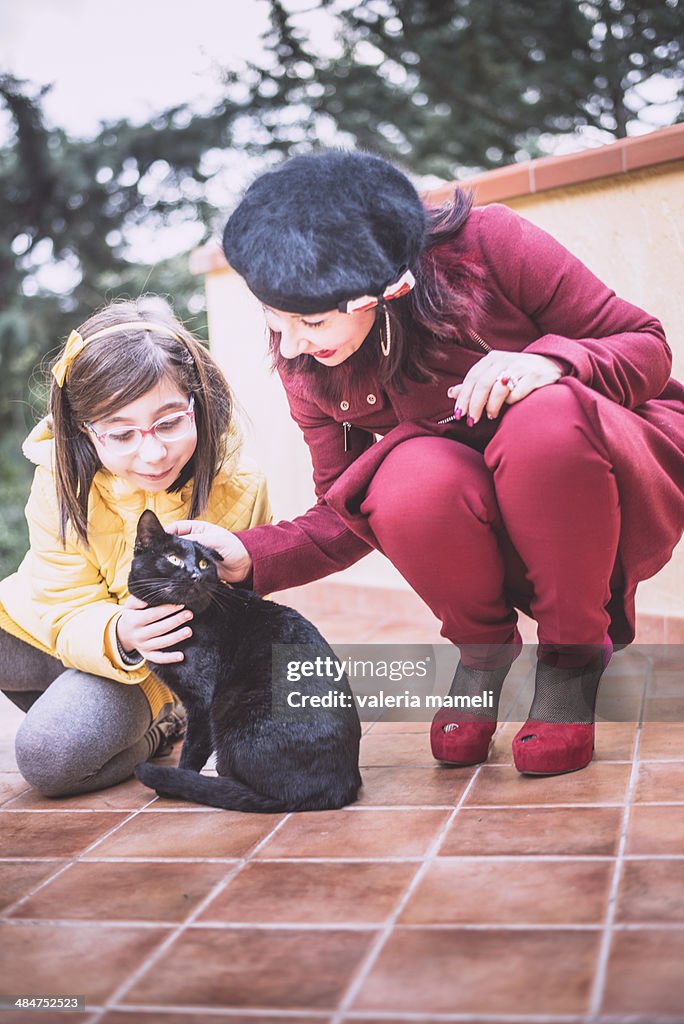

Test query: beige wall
[204,160,684,609]
[205,269,317,524]
[507,163,684,383]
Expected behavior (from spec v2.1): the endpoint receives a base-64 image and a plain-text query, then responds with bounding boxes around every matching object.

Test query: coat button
[366,394,377,405]
[340,400,350,411]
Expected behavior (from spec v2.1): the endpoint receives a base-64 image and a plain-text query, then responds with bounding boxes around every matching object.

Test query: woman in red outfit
[174,151,684,776]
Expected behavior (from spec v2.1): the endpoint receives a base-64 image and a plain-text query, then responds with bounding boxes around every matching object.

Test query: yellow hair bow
[51,321,184,388]
[52,330,86,388]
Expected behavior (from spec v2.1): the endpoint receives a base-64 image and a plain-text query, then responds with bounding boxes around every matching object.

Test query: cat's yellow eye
[198,558,209,570]
[166,554,183,567]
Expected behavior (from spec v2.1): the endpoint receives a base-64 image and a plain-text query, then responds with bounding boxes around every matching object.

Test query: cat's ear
[135,510,166,552]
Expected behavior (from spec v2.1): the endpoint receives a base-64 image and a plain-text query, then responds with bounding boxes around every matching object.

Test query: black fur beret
[222,150,427,314]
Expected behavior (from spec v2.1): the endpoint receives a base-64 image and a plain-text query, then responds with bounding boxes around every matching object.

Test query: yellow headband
[52,321,184,388]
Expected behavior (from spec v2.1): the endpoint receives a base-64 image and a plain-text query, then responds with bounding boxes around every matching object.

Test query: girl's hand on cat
[116,596,194,664]
[166,520,253,583]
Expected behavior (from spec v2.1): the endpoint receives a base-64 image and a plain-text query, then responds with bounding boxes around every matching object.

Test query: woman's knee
[486,384,605,474]
[362,437,498,540]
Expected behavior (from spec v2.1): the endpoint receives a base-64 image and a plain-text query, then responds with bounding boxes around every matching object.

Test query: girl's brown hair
[49,298,240,546]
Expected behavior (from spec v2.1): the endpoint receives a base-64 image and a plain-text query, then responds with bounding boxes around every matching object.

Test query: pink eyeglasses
[86,395,195,455]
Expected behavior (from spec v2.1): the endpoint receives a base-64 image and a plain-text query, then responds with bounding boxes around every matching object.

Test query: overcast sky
[0,0,297,270]
[3,0,679,149]
[0,0,274,136]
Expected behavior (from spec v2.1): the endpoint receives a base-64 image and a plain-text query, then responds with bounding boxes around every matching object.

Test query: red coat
[236,203,684,644]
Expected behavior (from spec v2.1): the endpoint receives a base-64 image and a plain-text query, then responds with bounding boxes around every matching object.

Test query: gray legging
[0,628,172,797]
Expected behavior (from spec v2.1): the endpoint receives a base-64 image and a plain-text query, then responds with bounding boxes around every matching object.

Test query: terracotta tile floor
[1,605,683,1024]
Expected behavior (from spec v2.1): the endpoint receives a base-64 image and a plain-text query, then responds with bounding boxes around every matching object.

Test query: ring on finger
[497,373,520,391]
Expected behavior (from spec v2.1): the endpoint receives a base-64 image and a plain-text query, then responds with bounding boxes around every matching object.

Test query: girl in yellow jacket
[0,299,271,796]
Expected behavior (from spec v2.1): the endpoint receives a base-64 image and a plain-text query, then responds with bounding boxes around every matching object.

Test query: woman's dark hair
[268,186,488,401]
[49,298,240,546]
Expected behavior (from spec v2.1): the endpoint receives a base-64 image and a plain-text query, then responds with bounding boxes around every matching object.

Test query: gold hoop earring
[380,307,391,358]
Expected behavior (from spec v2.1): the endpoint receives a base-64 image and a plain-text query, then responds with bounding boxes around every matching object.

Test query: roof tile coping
[191,123,684,276]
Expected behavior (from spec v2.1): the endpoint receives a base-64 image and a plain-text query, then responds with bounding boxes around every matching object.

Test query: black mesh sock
[527,652,606,724]
[446,660,513,722]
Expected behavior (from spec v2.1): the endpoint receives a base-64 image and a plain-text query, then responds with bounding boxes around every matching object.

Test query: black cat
[131,510,362,811]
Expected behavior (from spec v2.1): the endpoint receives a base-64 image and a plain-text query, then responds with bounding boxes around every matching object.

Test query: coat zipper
[468,328,491,353]
[437,329,491,423]
[342,331,491,437]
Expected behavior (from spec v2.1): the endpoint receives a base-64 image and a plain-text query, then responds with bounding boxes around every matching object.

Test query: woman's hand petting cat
[116,596,194,664]
[448,352,565,425]
[165,521,253,583]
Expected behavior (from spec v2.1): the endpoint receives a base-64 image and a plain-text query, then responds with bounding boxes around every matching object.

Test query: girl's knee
[13,669,151,797]
[14,714,82,797]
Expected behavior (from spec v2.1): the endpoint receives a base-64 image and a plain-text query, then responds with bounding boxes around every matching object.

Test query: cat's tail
[134,762,288,813]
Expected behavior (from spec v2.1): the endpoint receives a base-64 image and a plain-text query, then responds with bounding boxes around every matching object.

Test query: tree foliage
[246,0,683,176]
[0,73,251,574]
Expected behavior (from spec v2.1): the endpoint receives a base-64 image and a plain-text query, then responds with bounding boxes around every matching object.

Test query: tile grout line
[337,1013,684,1022]
[87,809,293,1022]
[6,795,684,818]
[0,853,633,862]
[85,1003,333,1021]
[8,918,684,932]
[586,656,651,1021]
[0,782,32,806]
[86,1005,684,1023]
[0,795,162,920]
[95,853,684,864]
[117,1007,332,1020]
[9,791,684,811]
[0,804,193,812]
[6,852,684,864]
[340,1014,584,1023]
[75,1005,684,1023]
[329,762,485,1024]
[120,1009,333,1020]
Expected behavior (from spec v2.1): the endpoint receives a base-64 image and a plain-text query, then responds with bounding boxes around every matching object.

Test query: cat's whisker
[130,583,172,601]
[209,586,249,611]
[206,590,232,613]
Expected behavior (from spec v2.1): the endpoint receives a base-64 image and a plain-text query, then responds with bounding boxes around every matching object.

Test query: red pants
[360,387,620,667]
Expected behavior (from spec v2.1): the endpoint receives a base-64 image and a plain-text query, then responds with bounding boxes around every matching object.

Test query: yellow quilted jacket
[0,418,272,718]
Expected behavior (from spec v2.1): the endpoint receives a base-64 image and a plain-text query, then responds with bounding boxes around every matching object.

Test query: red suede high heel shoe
[430,635,522,766]
[512,720,595,775]
[430,711,497,766]
[512,640,612,776]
